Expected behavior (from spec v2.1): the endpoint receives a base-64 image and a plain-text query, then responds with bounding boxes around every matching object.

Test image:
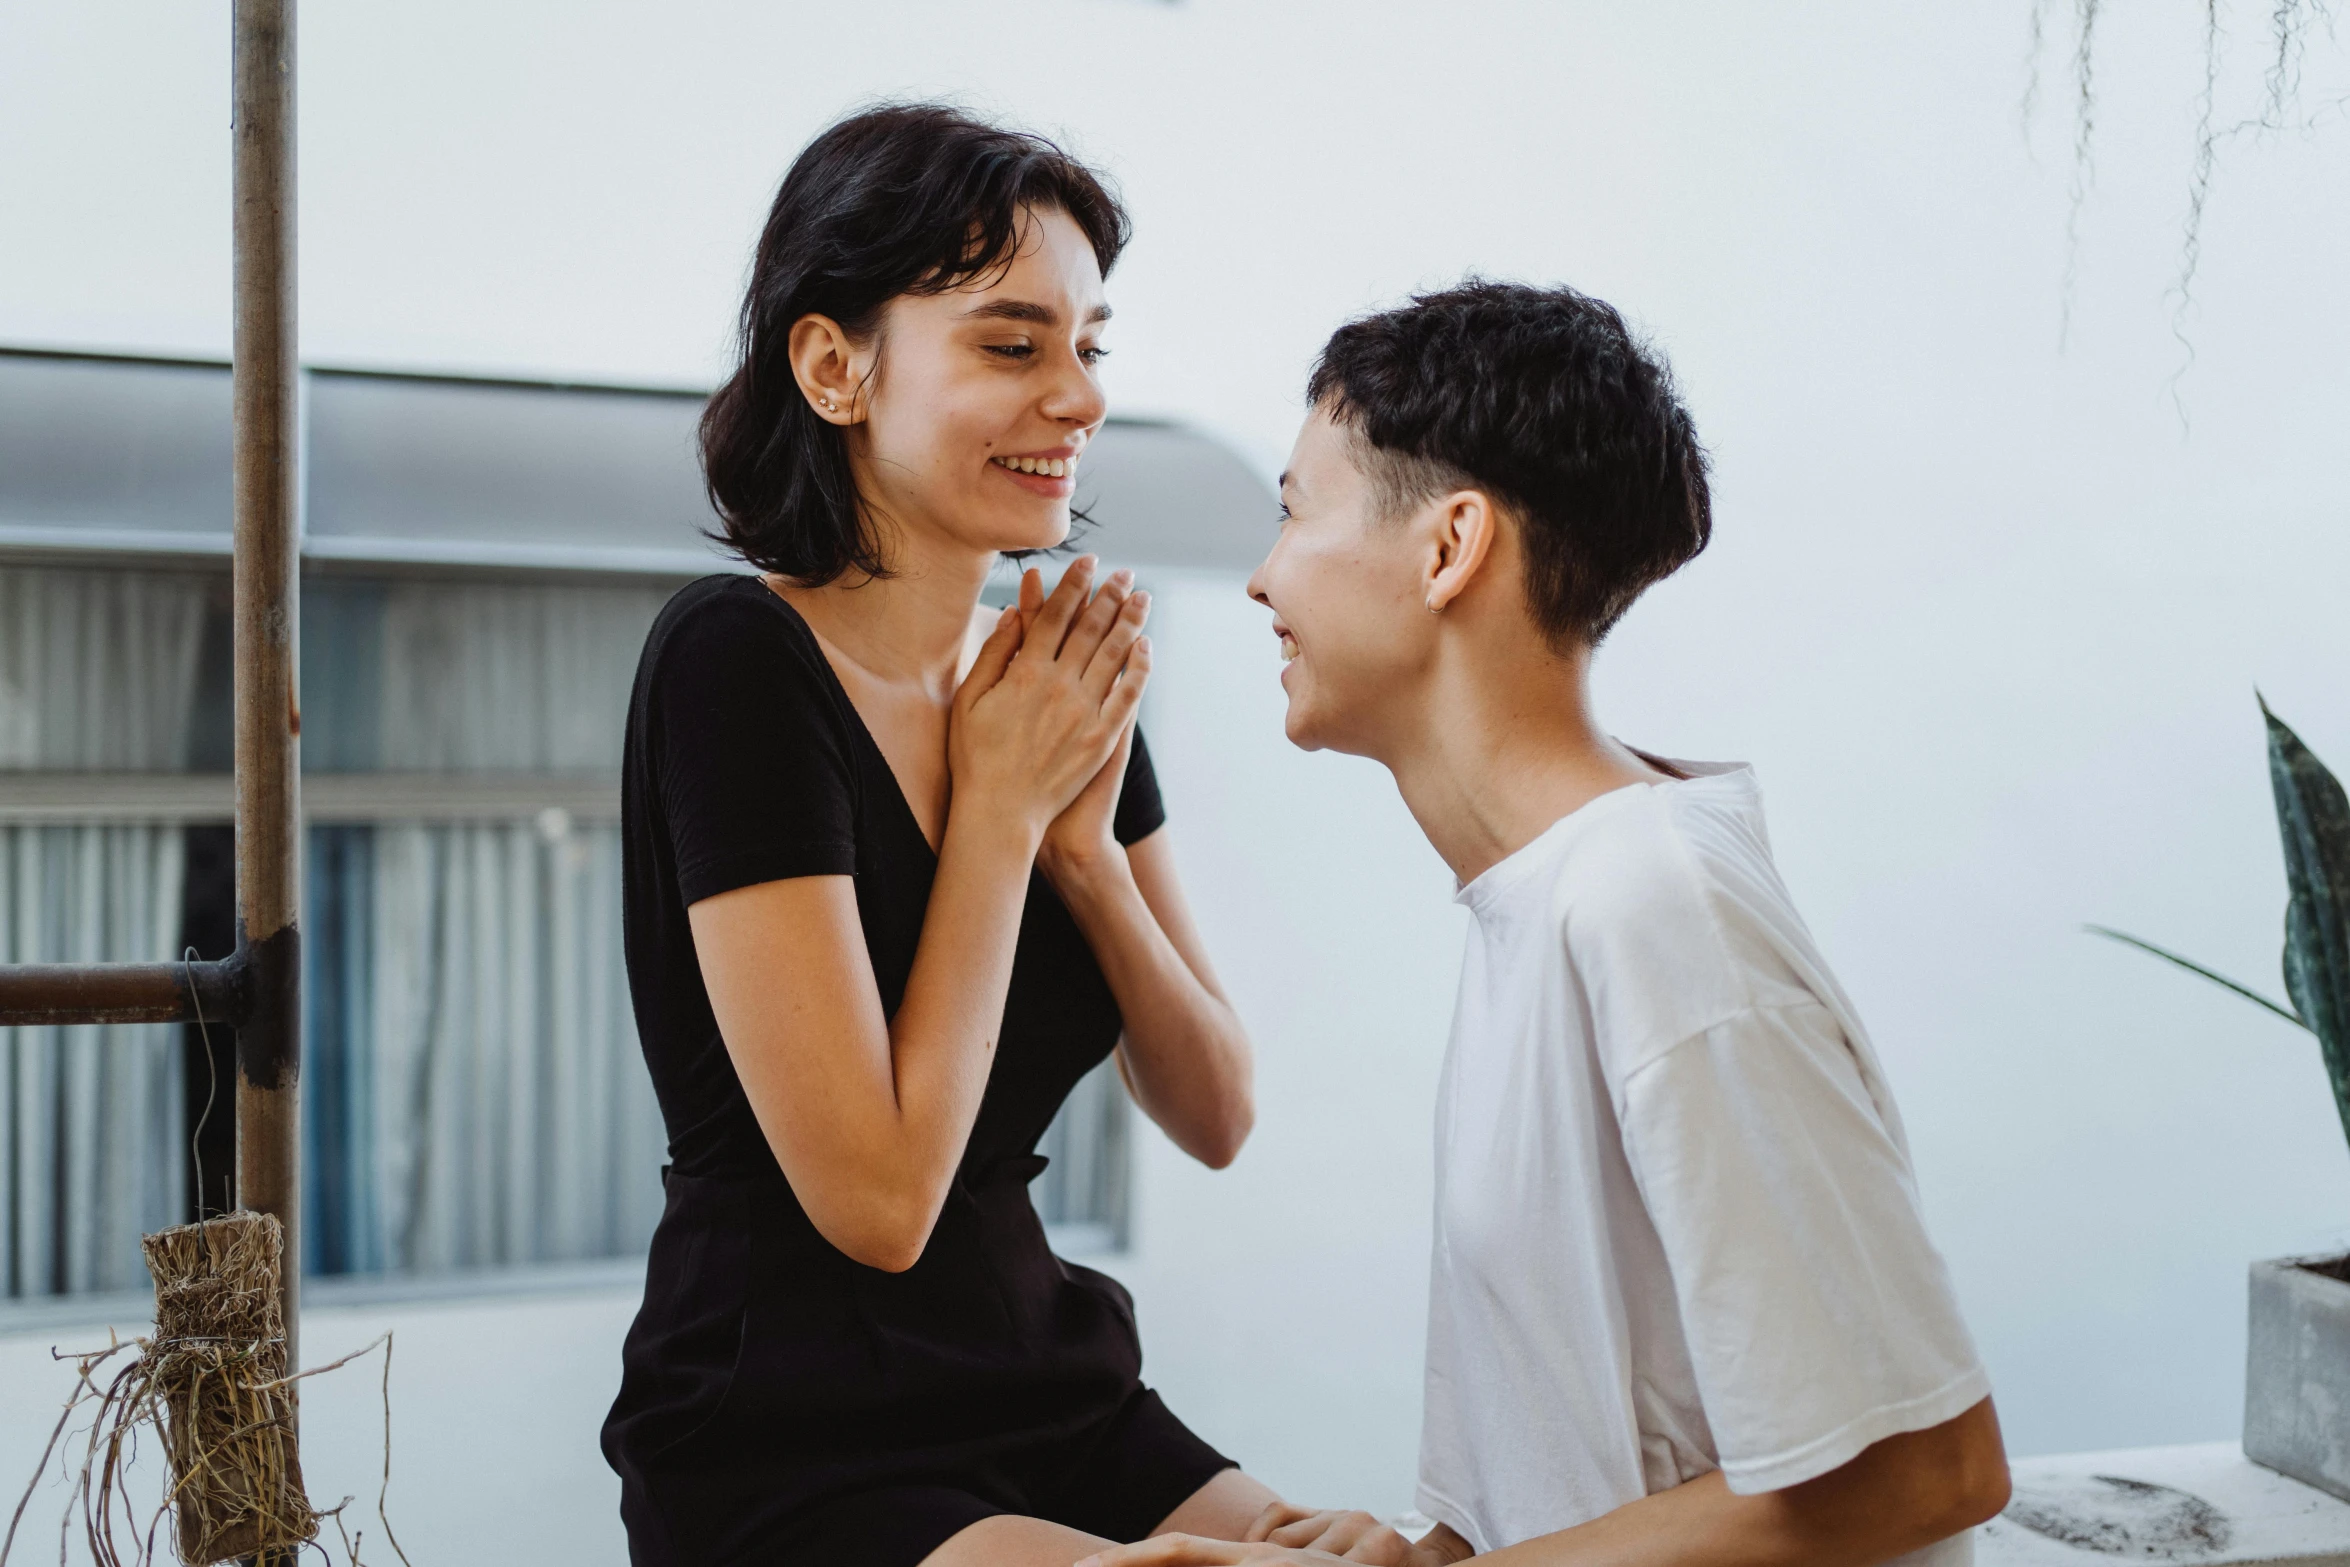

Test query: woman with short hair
[601,105,1277,1567]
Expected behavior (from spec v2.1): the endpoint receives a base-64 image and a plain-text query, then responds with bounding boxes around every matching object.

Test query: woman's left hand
[1040,712,1135,886]
[1029,564,1148,887]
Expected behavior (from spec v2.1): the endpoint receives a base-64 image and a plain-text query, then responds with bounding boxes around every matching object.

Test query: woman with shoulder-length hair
[601,105,1283,1567]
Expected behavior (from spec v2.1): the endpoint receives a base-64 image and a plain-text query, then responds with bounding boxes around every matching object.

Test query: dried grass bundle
[139,1211,315,1564]
[3,1210,406,1567]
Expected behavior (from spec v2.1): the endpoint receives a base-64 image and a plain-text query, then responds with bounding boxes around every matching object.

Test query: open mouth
[1272,621,1299,663]
[990,453,1080,479]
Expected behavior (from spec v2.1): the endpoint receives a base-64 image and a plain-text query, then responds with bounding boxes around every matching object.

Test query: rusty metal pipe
[0,0,304,1384]
[231,0,303,1373]
[0,958,247,1028]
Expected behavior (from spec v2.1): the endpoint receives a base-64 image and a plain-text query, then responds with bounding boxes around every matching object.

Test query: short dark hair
[701,104,1131,583]
[1306,280,1711,648]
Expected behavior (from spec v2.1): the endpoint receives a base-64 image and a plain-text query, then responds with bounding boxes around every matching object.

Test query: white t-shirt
[1416,762,1988,1563]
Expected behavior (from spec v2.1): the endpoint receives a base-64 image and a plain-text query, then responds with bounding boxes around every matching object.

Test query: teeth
[1279,636,1299,663]
[995,455,1075,478]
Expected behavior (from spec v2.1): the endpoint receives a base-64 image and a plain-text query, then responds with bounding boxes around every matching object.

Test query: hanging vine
[2024,0,2343,406]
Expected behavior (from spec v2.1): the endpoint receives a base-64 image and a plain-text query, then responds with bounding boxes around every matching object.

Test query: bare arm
[1046,820,1255,1168]
[689,807,1038,1273]
[1021,571,1254,1169]
[1083,1398,2010,1567]
[1426,1398,2009,1567]
[689,563,1149,1272]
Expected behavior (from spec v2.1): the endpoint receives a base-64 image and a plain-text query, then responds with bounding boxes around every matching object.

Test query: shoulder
[641,574,832,696]
[1556,770,1780,940]
[632,575,854,773]
[1549,784,1711,949]
[1552,771,1813,1068]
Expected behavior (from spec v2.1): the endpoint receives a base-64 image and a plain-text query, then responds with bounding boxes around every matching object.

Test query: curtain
[0,566,208,1298]
[304,579,672,1275]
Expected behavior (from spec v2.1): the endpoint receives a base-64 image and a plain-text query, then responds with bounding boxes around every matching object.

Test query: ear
[1422,489,1501,614]
[786,313,868,425]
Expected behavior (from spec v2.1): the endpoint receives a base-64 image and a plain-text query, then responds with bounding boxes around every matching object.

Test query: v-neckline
[756,582,946,863]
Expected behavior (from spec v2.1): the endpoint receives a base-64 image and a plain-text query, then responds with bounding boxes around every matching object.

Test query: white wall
[7,0,2350,1519]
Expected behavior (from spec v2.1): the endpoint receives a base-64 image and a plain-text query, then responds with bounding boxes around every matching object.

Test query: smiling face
[1247,405,1445,755]
[835,206,1110,563]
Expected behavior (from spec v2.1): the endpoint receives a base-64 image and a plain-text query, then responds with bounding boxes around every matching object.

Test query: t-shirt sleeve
[651,595,859,906]
[1615,1002,1989,1494]
[1113,725,1166,846]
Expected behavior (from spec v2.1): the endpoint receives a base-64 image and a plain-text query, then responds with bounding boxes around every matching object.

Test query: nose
[1246,562,1270,607]
[1040,344,1108,432]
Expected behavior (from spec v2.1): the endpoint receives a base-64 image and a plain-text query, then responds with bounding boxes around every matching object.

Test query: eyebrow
[963,299,1113,326]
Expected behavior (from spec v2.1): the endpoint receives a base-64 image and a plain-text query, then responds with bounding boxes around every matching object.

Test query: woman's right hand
[950,557,1151,839]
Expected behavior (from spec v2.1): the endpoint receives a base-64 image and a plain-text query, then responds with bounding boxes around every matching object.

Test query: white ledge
[1978,1443,2350,1565]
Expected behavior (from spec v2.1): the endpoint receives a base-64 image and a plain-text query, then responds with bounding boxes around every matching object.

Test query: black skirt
[601,1159,1231,1567]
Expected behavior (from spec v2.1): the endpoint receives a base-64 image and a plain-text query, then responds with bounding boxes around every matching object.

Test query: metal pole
[231,0,302,1372]
[0,960,244,1027]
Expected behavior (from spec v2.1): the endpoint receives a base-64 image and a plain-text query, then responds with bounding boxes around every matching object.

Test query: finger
[1058,567,1134,666]
[1246,1503,1317,1544]
[1083,589,1149,701]
[1273,1512,1372,1550]
[1019,565,1045,635]
[1342,1529,1413,1565]
[1307,1516,1377,1554]
[1101,635,1150,727]
[956,605,1023,704]
[1074,1535,1238,1567]
[1028,556,1097,656]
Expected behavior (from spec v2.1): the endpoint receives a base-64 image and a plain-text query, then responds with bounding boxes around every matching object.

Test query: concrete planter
[2246,1255,2350,1505]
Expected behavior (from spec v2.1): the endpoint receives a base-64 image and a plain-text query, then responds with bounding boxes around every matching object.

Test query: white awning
[0,349,1275,576]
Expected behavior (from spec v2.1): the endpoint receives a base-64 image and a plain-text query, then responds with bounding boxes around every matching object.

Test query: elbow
[1942,1453,2012,1536]
[810,1186,945,1275]
[838,1231,927,1275]
[1192,1093,1255,1171]
[1912,1422,2011,1544]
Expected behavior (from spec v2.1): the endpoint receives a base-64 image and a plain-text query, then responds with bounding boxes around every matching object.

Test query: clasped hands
[955,556,1149,885]
[1076,1503,1474,1567]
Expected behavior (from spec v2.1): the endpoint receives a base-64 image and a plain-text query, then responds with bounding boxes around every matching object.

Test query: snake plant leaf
[2082,925,2309,1030]
[2262,700,2350,1156]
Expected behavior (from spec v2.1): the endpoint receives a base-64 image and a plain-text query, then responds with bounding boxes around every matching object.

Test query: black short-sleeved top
[620,572,1162,1178]
[602,575,1225,1567]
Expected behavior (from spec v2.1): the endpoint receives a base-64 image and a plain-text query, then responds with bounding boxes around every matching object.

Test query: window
[1,562,1140,1296]
[0,348,1279,1300]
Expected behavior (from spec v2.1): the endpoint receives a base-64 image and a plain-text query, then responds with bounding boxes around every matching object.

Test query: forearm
[1453,1477,1895,1567]
[797,801,1040,1267]
[884,801,1047,1157]
[1444,1400,2007,1567]
[1048,846,1253,1166]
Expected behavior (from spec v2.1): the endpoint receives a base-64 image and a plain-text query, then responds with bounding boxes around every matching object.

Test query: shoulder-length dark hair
[701,104,1131,583]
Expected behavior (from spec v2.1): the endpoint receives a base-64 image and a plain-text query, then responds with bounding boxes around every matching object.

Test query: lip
[1271,618,1299,678]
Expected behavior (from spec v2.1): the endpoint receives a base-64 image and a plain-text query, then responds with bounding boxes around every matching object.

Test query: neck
[1375,635,1667,886]
[777,527,993,693]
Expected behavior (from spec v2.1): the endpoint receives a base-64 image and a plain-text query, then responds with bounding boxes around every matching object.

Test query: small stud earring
[820,396,837,412]
[1426,597,1441,614]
